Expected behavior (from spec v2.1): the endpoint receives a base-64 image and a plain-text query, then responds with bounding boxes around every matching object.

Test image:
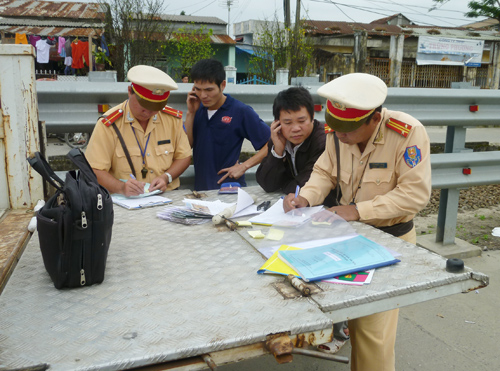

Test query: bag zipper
[80,243,86,286]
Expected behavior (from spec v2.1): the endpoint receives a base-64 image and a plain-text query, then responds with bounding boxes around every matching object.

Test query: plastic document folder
[278,235,400,282]
[258,244,375,285]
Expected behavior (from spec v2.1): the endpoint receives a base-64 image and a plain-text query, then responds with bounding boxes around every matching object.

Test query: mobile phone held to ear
[219,182,241,194]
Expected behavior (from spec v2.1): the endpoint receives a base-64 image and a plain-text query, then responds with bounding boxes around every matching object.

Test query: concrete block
[417,233,482,259]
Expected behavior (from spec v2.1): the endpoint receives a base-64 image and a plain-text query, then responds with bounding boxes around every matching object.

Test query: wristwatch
[165,172,173,184]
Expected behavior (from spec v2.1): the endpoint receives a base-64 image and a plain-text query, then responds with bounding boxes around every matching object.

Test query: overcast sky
[63,0,478,28]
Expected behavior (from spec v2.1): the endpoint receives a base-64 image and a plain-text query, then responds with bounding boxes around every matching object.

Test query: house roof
[303,19,500,41]
[403,25,500,40]
[160,14,226,25]
[0,0,103,20]
[369,13,412,25]
[0,0,104,37]
[303,20,403,36]
[461,18,499,30]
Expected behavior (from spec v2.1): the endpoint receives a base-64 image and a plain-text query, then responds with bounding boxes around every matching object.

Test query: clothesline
[14,32,109,71]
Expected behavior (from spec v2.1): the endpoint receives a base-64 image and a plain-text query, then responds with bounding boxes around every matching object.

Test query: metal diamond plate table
[0,187,488,370]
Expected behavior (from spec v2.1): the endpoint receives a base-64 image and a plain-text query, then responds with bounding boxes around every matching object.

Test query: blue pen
[295,185,300,198]
[130,174,136,180]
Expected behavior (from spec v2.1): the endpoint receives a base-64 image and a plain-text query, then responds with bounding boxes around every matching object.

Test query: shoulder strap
[111,122,136,179]
[27,152,64,191]
[162,105,183,119]
[66,148,99,184]
[97,114,137,178]
[333,132,341,205]
[101,109,124,127]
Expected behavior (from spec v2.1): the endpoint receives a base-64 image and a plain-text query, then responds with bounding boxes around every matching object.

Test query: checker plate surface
[0,187,488,370]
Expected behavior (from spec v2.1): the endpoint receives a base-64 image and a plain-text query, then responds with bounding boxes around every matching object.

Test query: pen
[130,174,136,180]
[295,185,300,198]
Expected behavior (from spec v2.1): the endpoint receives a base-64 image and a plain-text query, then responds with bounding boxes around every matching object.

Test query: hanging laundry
[46,36,57,46]
[71,40,89,69]
[15,33,28,44]
[29,35,41,48]
[58,37,66,57]
[36,39,51,64]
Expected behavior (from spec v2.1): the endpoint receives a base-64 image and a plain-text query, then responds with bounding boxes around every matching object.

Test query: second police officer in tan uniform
[284,73,432,371]
[86,65,192,197]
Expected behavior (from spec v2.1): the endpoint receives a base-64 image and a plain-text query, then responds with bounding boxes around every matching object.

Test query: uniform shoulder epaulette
[386,118,412,138]
[101,109,124,127]
[324,123,334,134]
[162,105,183,119]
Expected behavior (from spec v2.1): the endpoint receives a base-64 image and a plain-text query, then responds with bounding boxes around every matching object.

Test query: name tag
[369,162,387,169]
[158,139,171,145]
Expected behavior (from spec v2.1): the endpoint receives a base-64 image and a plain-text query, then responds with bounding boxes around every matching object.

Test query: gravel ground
[415,185,500,250]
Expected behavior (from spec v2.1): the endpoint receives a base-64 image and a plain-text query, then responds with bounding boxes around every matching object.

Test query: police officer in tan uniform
[284,73,431,371]
[86,65,192,197]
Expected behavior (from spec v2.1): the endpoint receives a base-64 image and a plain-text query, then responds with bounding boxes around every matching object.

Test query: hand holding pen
[283,185,309,212]
[122,173,145,197]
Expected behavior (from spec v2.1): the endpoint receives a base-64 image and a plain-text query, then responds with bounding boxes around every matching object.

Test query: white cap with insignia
[127,65,178,111]
[318,73,388,133]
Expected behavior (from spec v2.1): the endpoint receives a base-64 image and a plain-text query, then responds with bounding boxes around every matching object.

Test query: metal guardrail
[37,81,500,247]
[36,82,500,133]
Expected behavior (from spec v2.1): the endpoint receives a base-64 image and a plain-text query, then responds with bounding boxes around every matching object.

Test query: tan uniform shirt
[86,101,192,190]
[300,108,431,228]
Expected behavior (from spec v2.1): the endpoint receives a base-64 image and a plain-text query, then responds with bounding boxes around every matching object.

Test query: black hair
[365,105,383,124]
[272,87,314,121]
[190,59,225,87]
[181,74,189,79]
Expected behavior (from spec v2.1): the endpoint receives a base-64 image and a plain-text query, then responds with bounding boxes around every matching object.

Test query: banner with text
[417,36,484,67]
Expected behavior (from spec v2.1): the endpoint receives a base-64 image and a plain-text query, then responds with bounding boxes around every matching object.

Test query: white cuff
[271,146,286,159]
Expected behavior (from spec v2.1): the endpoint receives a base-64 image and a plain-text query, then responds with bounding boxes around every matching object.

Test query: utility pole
[219,0,239,38]
[284,0,291,29]
[295,0,301,31]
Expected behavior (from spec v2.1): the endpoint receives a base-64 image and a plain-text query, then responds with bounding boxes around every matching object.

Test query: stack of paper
[112,194,172,209]
[248,199,323,227]
[277,235,400,282]
[183,188,261,218]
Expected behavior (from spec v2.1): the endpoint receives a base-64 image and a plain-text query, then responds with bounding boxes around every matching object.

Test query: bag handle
[27,152,65,192]
[66,148,99,184]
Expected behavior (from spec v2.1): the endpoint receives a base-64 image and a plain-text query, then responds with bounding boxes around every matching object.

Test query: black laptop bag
[28,148,114,289]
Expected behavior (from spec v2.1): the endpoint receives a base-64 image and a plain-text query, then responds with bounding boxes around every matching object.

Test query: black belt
[377,220,414,237]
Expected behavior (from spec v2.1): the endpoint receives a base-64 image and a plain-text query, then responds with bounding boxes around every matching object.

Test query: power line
[309,0,472,26]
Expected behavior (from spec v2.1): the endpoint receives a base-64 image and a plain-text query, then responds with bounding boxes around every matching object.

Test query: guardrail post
[436,126,471,245]
[436,189,460,245]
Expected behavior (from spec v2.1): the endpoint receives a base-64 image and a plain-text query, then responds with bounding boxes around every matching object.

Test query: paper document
[248,198,323,227]
[117,182,161,198]
[278,235,401,282]
[183,188,260,218]
[112,194,172,209]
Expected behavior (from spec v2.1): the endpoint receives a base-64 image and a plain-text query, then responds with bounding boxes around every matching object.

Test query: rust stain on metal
[201,354,217,370]
[307,332,316,346]
[0,1,103,20]
[293,333,306,348]
[265,334,294,364]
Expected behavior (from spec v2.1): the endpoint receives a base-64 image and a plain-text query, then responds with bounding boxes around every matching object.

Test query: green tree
[168,24,215,80]
[432,0,500,30]
[248,16,314,83]
[97,0,172,81]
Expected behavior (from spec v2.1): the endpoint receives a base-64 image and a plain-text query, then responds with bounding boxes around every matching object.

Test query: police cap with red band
[317,73,387,133]
[127,65,178,111]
